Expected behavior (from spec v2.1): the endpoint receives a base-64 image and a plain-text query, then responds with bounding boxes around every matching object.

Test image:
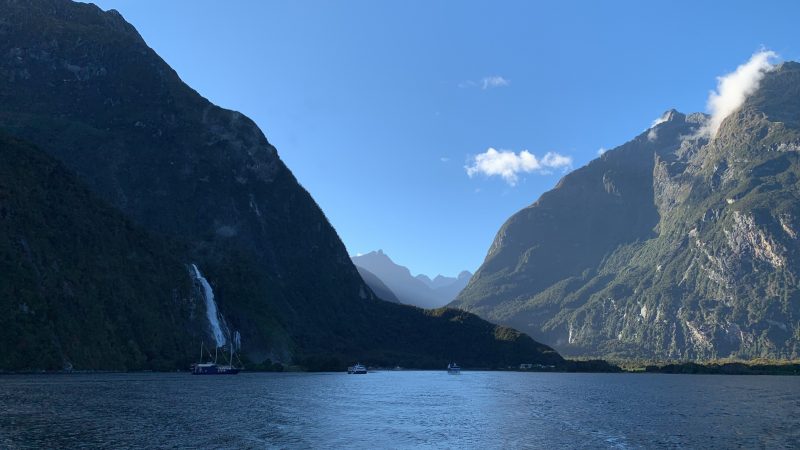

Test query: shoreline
[3,362,800,376]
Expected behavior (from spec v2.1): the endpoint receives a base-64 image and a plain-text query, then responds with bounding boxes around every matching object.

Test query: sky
[86,0,800,277]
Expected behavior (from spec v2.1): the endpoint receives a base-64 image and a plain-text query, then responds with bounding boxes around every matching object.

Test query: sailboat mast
[200,341,203,363]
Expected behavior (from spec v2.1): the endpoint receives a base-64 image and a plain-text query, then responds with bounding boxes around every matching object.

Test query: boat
[347,363,367,374]
[191,362,240,375]
[191,340,241,375]
[447,362,461,374]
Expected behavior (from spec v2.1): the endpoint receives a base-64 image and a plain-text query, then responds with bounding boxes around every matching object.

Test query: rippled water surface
[1,371,799,448]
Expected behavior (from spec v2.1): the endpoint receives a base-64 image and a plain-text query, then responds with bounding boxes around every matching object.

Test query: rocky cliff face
[454,63,800,360]
[0,0,564,370]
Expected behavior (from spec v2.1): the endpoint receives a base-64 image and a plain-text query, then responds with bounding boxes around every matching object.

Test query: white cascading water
[233,330,241,350]
[190,264,226,348]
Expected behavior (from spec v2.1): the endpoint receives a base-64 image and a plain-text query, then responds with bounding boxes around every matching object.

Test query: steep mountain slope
[454,110,703,316]
[454,63,800,360]
[0,134,205,371]
[0,0,564,370]
[0,0,350,362]
[353,250,471,308]
[355,266,400,303]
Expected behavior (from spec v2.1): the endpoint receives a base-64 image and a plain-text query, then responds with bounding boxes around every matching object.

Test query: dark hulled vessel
[191,362,240,375]
[191,340,241,375]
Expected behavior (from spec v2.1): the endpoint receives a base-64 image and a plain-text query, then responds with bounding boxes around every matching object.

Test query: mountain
[0,0,563,370]
[0,133,204,371]
[355,266,400,303]
[453,63,800,360]
[352,250,472,308]
[352,250,440,307]
[416,271,473,305]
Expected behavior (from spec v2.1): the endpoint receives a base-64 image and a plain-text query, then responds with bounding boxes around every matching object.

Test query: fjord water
[1,372,798,448]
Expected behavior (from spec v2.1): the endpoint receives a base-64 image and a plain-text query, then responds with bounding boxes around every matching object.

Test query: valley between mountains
[1,0,798,372]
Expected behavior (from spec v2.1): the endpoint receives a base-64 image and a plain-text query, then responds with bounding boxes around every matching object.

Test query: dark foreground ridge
[0,133,204,370]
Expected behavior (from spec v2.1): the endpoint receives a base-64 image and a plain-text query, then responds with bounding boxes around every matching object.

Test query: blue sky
[88,0,800,277]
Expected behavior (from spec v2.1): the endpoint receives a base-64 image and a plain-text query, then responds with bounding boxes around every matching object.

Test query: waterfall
[190,264,226,347]
[233,330,241,351]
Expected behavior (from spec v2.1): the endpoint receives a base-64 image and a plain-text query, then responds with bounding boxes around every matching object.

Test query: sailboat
[191,339,241,375]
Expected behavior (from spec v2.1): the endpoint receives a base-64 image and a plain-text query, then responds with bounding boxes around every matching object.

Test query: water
[1,372,798,448]
[190,263,227,347]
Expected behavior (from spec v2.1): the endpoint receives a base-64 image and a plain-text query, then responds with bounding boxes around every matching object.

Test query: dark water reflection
[1,372,798,448]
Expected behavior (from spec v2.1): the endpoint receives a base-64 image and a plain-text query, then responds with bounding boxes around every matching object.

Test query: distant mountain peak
[416,274,433,284]
[362,249,389,259]
[352,250,472,308]
[660,108,684,123]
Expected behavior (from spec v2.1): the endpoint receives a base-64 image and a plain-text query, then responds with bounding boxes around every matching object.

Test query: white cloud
[459,75,510,90]
[647,111,674,141]
[541,152,571,167]
[481,75,509,89]
[440,157,450,163]
[465,147,572,186]
[597,147,607,156]
[650,112,671,129]
[704,49,779,137]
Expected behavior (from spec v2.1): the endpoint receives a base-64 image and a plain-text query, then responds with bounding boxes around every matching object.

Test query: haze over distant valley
[352,250,472,309]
